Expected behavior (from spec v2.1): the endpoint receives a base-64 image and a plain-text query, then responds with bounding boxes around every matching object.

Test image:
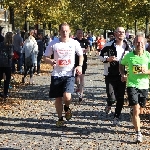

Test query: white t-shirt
[44,38,83,77]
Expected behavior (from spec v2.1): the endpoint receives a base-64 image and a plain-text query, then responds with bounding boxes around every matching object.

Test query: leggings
[0,67,11,95]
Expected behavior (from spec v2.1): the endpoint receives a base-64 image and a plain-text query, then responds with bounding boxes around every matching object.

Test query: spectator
[12,29,23,74]
[36,33,44,75]
[0,32,14,98]
[22,30,38,84]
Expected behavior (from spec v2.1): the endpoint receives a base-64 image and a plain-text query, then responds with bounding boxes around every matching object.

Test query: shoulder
[82,38,88,42]
[69,38,79,44]
[104,40,114,47]
[125,51,133,57]
[144,50,150,56]
[74,37,78,40]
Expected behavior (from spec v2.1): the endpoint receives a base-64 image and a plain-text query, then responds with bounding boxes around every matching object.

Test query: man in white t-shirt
[43,22,83,127]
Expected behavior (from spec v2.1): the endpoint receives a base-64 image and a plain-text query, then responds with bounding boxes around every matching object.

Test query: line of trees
[1,0,150,33]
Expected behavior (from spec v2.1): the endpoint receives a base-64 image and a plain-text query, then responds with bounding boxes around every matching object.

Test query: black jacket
[100,40,130,76]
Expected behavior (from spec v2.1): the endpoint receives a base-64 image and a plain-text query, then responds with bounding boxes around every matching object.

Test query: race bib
[133,65,142,74]
[58,59,71,67]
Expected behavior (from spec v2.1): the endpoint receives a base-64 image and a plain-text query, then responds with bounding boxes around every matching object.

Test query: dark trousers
[0,67,11,95]
[24,65,35,78]
[37,55,42,74]
[105,76,126,118]
[12,52,23,73]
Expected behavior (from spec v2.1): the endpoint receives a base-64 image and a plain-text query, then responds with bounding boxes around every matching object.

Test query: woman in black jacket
[0,32,13,98]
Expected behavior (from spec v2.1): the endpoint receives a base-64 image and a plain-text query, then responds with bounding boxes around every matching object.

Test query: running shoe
[136,133,143,143]
[56,120,64,127]
[105,105,111,114]
[65,108,72,121]
[113,117,120,126]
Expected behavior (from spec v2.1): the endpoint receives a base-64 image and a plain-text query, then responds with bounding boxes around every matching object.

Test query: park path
[0,56,149,150]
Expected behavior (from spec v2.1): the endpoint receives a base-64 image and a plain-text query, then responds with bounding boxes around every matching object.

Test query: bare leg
[63,92,71,107]
[55,97,63,118]
[132,104,141,132]
[79,74,85,97]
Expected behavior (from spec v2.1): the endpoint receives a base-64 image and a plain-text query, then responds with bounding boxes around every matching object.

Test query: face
[59,25,70,39]
[30,30,34,36]
[76,30,83,38]
[100,35,104,39]
[114,27,125,41]
[109,35,114,40]
[38,34,43,39]
[134,36,145,51]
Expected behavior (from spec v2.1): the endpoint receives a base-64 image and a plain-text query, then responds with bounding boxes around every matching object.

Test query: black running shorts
[127,87,148,107]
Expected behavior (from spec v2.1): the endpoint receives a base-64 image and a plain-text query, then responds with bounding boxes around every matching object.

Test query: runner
[99,27,130,125]
[43,23,83,127]
[97,35,106,55]
[120,35,150,143]
[74,29,89,102]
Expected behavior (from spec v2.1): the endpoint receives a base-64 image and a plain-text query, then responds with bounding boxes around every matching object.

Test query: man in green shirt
[120,35,150,143]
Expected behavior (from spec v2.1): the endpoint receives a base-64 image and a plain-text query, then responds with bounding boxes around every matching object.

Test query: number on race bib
[133,65,142,74]
[58,59,71,67]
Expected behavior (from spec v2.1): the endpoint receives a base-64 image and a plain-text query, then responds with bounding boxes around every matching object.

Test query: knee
[55,98,62,106]
[133,105,140,116]
[63,92,71,101]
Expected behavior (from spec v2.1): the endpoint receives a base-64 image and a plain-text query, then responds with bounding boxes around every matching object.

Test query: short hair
[76,29,83,32]
[4,32,13,45]
[133,35,147,45]
[59,22,70,31]
[115,27,125,32]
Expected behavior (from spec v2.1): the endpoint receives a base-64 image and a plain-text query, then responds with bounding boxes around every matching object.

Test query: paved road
[0,56,149,150]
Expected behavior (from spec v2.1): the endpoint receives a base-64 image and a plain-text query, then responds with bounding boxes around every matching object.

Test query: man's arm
[99,47,108,63]
[43,56,55,66]
[119,64,126,76]
[78,55,84,66]
[43,43,55,66]
[84,40,90,53]
[99,46,116,63]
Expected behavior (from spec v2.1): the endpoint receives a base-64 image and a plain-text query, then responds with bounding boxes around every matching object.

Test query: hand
[50,60,56,67]
[141,67,149,74]
[84,49,89,53]
[75,66,82,75]
[121,74,127,82]
[107,56,118,62]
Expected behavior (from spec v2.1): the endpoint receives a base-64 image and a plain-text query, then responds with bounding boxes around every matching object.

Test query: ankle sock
[58,116,63,121]
[64,105,69,112]
[136,131,141,135]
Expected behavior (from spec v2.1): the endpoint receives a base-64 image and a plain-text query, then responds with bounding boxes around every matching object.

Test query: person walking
[0,32,14,98]
[36,33,44,75]
[12,29,23,74]
[43,22,83,127]
[22,30,38,84]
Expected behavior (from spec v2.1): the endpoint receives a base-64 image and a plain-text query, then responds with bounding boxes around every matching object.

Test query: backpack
[0,42,13,67]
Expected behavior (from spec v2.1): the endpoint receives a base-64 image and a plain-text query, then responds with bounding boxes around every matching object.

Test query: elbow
[43,56,46,62]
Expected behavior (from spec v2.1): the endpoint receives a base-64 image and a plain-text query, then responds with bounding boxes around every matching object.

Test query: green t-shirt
[121,51,150,89]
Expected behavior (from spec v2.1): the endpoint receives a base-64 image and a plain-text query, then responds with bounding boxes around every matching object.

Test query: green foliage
[0,0,149,31]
